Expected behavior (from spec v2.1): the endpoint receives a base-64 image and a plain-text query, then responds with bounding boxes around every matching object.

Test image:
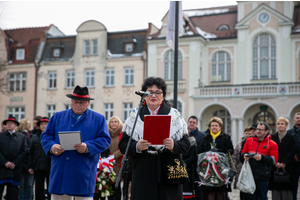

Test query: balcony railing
[166,80,186,93]
[194,82,300,98]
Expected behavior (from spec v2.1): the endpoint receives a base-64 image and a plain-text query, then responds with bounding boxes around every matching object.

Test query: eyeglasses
[256,129,265,132]
[148,91,163,97]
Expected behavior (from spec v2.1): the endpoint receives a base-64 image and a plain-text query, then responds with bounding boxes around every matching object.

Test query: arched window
[211,51,231,82]
[253,110,275,134]
[169,100,182,114]
[213,109,231,134]
[253,34,276,79]
[164,50,182,80]
[217,24,230,31]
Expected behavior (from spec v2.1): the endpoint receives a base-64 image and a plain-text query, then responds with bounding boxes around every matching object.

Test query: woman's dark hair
[141,77,170,105]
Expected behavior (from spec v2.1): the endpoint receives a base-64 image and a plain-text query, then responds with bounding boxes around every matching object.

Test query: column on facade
[198,119,201,132]
[231,118,237,146]
[238,118,244,142]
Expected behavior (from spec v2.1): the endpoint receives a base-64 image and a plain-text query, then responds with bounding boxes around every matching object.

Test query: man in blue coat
[41,85,111,200]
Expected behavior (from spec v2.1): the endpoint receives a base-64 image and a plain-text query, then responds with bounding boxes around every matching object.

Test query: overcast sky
[0,0,237,35]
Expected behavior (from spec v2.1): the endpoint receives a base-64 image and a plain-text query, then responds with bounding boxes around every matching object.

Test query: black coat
[0,131,26,181]
[20,131,32,171]
[189,128,205,154]
[119,102,190,200]
[28,130,51,171]
[268,132,296,191]
[198,132,234,192]
[287,126,300,167]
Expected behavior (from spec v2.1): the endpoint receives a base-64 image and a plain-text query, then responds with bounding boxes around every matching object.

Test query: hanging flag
[165,1,183,51]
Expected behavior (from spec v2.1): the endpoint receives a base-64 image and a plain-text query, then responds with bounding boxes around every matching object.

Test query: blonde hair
[107,116,123,131]
[16,118,30,132]
[208,117,223,128]
[276,117,289,125]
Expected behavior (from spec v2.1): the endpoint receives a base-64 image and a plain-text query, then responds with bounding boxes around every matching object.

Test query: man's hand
[279,163,286,169]
[253,154,262,161]
[51,144,64,156]
[295,155,300,162]
[243,154,250,161]
[137,140,150,152]
[28,168,34,174]
[4,162,12,168]
[275,162,281,168]
[163,138,174,151]
[74,142,87,153]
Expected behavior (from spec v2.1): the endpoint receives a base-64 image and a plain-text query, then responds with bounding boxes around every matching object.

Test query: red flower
[217,165,221,169]
[102,186,107,190]
[110,181,114,185]
[202,162,207,167]
[105,172,110,177]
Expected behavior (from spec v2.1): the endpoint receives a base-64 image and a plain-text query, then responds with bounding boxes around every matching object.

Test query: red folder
[143,115,171,145]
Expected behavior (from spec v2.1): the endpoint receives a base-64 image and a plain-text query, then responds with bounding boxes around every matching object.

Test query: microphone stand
[115,95,145,200]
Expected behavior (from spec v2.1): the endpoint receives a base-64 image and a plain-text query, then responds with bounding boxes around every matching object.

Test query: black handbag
[273,168,289,183]
[157,150,189,184]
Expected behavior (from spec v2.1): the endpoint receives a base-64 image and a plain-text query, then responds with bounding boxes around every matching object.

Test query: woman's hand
[279,163,286,169]
[163,138,174,151]
[137,140,150,152]
[275,162,281,168]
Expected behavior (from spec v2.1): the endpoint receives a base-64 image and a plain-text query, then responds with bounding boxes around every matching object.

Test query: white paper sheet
[58,131,81,150]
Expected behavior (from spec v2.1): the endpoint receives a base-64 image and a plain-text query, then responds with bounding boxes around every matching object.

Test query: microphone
[135,91,151,97]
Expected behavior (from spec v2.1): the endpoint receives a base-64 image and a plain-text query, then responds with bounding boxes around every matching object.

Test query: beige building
[147,1,300,145]
[36,20,148,121]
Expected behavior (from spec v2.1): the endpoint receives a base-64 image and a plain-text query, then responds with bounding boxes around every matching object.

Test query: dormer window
[16,49,25,60]
[217,25,230,31]
[125,43,133,53]
[53,48,60,57]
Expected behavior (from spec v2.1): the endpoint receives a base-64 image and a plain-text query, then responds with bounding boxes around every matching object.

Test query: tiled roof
[108,29,147,55]
[41,35,76,62]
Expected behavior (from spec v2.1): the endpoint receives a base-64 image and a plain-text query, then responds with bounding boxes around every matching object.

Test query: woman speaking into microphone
[119,77,190,200]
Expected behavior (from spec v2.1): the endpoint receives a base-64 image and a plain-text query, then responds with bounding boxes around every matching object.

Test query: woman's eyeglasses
[147,91,163,97]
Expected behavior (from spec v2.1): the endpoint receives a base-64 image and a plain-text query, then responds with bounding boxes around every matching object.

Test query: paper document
[58,131,81,150]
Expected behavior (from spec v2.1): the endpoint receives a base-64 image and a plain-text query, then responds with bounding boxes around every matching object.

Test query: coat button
[66,157,70,160]
[71,124,74,127]
[72,115,75,118]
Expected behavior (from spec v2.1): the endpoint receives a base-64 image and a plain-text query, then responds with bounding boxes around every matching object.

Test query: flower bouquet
[96,155,117,198]
[197,151,231,187]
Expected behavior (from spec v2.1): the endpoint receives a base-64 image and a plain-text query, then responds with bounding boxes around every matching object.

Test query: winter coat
[0,131,26,181]
[119,102,190,200]
[198,131,234,192]
[28,130,51,171]
[189,127,204,154]
[20,131,32,171]
[232,137,244,189]
[41,108,111,196]
[108,125,123,177]
[268,131,296,191]
[241,134,278,181]
[287,125,300,167]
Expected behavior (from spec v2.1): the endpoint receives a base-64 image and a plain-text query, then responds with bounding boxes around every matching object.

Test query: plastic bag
[236,160,256,194]
[197,151,231,187]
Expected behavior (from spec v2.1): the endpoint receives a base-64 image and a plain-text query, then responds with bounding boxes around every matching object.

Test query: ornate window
[164,51,182,80]
[104,103,114,120]
[47,105,56,118]
[7,107,25,121]
[105,69,114,87]
[253,34,276,79]
[211,51,231,82]
[213,109,231,134]
[123,103,132,121]
[8,72,26,91]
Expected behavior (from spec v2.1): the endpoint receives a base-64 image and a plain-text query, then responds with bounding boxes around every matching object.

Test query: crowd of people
[0,78,299,200]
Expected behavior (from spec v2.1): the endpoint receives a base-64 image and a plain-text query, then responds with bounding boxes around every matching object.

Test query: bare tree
[0,59,8,95]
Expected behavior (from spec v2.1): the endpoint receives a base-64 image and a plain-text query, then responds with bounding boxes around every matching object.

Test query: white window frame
[7,107,25,121]
[88,104,94,110]
[125,43,133,52]
[217,24,229,31]
[16,49,25,60]
[213,109,231,135]
[211,51,231,82]
[84,40,90,55]
[124,67,134,86]
[53,48,60,57]
[47,105,56,118]
[123,103,132,121]
[65,70,75,89]
[164,50,182,80]
[253,33,276,79]
[92,39,97,55]
[8,72,26,91]
[105,69,114,87]
[85,69,95,88]
[104,103,114,120]
[65,104,71,110]
[48,71,57,90]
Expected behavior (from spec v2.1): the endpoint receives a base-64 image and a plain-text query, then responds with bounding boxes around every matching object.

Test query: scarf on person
[108,124,123,138]
[210,130,221,141]
[278,130,287,142]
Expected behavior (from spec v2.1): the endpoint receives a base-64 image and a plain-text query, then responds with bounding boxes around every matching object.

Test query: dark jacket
[20,131,32,171]
[189,127,204,154]
[0,131,26,181]
[268,131,296,191]
[240,134,278,181]
[28,130,51,171]
[287,125,300,167]
[119,102,190,200]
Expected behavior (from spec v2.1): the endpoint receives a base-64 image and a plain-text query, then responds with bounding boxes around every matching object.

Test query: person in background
[287,112,300,200]
[0,116,26,200]
[31,116,42,135]
[28,117,51,200]
[268,117,295,200]
[198,117,234,200]
[241,123,278,200]
[17,118,34,200]
[232,126,251,200]
[41,85,111,200]
[0,120,7,133]
[187,115,205,200]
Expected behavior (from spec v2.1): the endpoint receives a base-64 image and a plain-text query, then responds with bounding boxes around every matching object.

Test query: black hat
[250,124,257,130]
[3,116,20,126]
[66,85,94,101]
[37,117,50,127]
